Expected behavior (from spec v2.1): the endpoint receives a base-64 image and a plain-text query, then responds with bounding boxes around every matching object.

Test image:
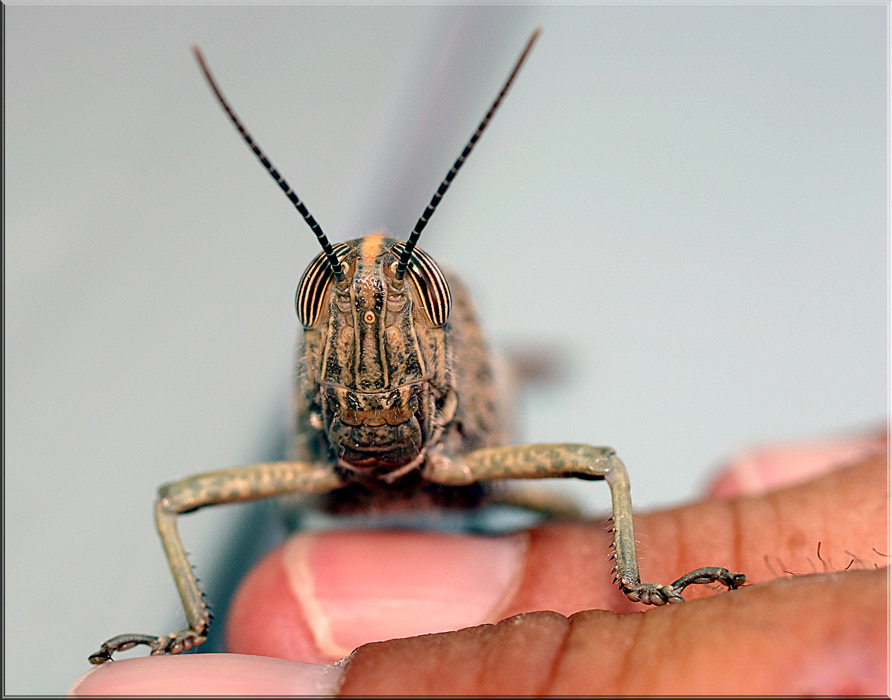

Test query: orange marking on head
[361,234,385,263]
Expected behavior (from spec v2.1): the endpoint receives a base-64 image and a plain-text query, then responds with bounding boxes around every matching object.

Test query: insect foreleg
[89,461,344,664]
[423,444,745,605]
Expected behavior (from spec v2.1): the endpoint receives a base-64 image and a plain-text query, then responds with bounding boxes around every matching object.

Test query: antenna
[192,46,345,281]
[396,29,541,280]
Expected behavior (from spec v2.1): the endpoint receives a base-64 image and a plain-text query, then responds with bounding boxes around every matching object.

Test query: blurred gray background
[5,3,886,694]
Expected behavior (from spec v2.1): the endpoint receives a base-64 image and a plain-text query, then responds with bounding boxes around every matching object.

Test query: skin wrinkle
[699,495,739,572]
[553,611,620,693]
[759,458,886,577]
[670,496,688,585]
[638,500,737,601]
[472,622,490,693]
[676,498,688,584]
[649,597,704,693]
[757,486,784,578]
[777,484,812,560]
[636,497,683,592]
[538,611,573,696]
[808,472,834,557]
[474,631,487,694]
[815,541,829,573]
[728,496,745,577]
[610,609,645,695]
[483,613,568,695]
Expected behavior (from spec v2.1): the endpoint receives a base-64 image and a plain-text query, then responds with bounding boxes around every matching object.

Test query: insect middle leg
[89,461,344,664]
[424,443,746,605]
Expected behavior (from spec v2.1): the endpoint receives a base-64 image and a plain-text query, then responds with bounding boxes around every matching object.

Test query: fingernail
[67,655,343,696]
[709,429,887,498]
[284,530,528,658]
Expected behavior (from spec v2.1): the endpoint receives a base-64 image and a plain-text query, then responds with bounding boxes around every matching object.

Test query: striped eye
[391,243,452,326]
[295,243,349,328]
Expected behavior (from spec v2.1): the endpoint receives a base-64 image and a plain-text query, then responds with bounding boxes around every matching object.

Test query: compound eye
[391,243,452,326]
[295,243,349,327]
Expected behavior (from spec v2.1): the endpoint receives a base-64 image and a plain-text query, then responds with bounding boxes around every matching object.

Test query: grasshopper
[90,30,745,665]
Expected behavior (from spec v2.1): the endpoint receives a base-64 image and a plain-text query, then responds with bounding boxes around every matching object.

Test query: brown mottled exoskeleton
[89,30,745,665]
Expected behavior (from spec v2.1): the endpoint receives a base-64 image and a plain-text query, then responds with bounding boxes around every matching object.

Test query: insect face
[296,234,454,476]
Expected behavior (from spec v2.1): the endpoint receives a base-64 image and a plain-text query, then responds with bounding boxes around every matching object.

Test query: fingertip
[66,665,98,696]
[708,427,886,498]
[225,541,330,663]
[67,654,342,696]
[226,529,528,662]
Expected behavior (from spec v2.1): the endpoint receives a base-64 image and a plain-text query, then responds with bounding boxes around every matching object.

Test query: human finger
[70,451,887,694]
[708,426,886,498]
[70,566,887,695]
[226,453,886,660]
[338,566,888,695]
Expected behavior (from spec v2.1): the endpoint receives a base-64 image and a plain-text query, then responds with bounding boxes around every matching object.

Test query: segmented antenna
[396,29,541,280]
[192,46,345,282]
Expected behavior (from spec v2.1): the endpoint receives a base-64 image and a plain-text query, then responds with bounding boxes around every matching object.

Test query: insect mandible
[89,29,745,665]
